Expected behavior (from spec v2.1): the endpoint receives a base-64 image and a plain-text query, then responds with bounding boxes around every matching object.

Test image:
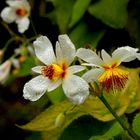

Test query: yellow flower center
[41,64,67,80]
[16,8,28,16]
[98,63,128,91]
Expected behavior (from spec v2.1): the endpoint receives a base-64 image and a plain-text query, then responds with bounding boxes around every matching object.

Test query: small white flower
[1,0,31,33]
[76,46,140,91]
[0,60,11,84]
[23,34,89,104]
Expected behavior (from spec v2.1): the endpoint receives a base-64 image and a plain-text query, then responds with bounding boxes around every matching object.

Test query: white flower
[23,34,89,104]
[0,60,11,84]
[76,46,140,91]
[1,0,31,33]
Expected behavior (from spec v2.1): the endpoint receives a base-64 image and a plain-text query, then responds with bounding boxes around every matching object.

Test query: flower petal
[58,34,76,65]
[68,65,85,74]
[112,46,140,62]
[101,49,112,64]
[55,41,63,64]
[82,68,104,83]
[47,79,62,92]
[62,75,89,104]
[32,66,43,74]
[1,7,16,23]
[136,53,140,60]
[0,60,11,83]
[7,0,31,11]
[16,17,29,33]
[76,48,103,66]
[23,75,49,101]
[33,36,56,65]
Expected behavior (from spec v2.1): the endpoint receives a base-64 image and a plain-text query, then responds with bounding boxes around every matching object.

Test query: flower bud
[55,112,65,128]
[0,60,11,84]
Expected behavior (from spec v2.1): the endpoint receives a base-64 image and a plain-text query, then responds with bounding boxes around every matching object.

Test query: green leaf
[88,0,128,28]
[18,92,129,139]
[69,0,92,28]
[18,100,85,140]
[122,68,140,114]
[59,116,112,140]
[69,21,105,48]
[91,93,129,121]
[132,112,140,137]
[47,86,66,104]
[89,121,123,140]
[15,57,36,77]
[89,136,109,140]
[104,122,123,138]
[53,0,75,32]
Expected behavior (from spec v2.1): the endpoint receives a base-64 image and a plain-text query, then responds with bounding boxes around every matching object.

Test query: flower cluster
[23,34,140,104]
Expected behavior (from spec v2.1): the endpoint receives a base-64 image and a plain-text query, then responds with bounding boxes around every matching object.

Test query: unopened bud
[0,60,11,84]
[55,112,65,128]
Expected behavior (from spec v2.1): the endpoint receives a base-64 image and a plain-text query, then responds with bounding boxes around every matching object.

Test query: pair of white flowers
[23,34,140,104]
[1,0,30,33]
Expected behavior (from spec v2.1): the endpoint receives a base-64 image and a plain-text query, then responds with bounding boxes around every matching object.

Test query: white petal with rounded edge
[112,46,140,62]
[23,75,49,101]
[101,49,112,64]
[76,48,103,66]
[58,34,76,65]
[1,7,16,23]
[68,65,85,74]
[7,0,31,11]
[82,68,103,83]
[47,79,62,92]
[32,66,43,74]
[16,17,30,33]
[33,36,56,65]
[62,75,89,104]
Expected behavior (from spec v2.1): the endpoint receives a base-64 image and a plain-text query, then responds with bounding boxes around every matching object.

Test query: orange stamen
[98,65,129,91]
[41,64,67,80]
[16,8,28,16]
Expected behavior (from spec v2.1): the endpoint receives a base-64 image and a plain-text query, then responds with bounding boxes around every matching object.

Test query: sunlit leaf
[132,112,140,137]
[88,93,129,121]
[18,92,129,139]
[88,0,128,28]
[122,68,140,114]
[18,100,85,140]
[69,0,92,28]
[69,21,105,48]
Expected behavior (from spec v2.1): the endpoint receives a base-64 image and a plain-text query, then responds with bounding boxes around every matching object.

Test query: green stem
[29,16,37,36]
[0,21,18,37]
[3,37,16,52]
[98,94,140,140]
